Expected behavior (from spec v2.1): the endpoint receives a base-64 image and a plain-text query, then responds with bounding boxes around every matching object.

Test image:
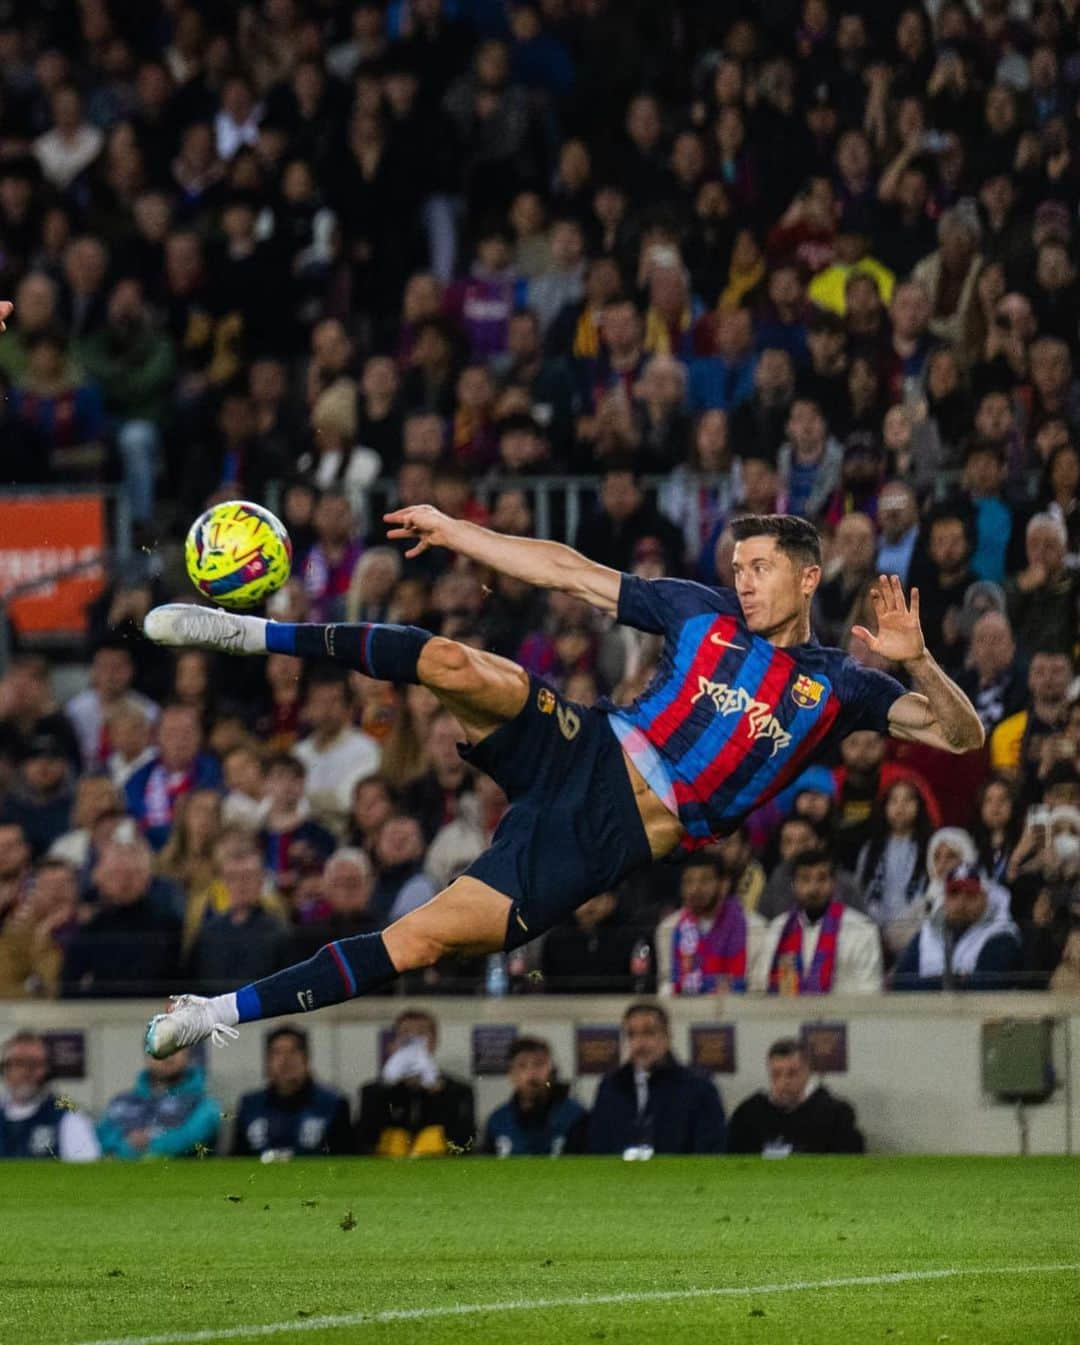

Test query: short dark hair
[767,1036,807,1062]
[730,514,822,568]
[266,753,305,778]
[682,853,722,876]
[508,1036,551,1062]
[393,1007,437,1039]
[790,846,833,876]
[622,1001,669,1031]
[266,1025,309,1056]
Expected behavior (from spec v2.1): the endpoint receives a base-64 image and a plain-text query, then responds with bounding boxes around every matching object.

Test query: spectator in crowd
[874,481,920,586]
[915,507,979,670]
[61,835,181,997]
[0,859,79,998]
[370,814,436,925]
[855,780,932,958]
[98,1046,221,1159]
[0,656,80,766]
[187,835,289,992]
[482,1036,587,1157]
[259,754,336,897]
[125,704,222,850]
[758,815,864,921]
[716,826,767,916]
[105,700,157,790]
[49,775,122,871]
[0,1030,100,1160]
[655,855,759,996]
[64,642,159,773]
[288,847,381,960]
[726,1037,865,1156]
[776,398,843,521]
[2,733,74,857]
[572,465,683,575]
[540,890,650,994]
[232,1025,352,1158]
[355,1009,475,1157]
[755,849,883,994]
[1005,514,1078,657]
[814,512,876,646]
[588,1002,726,1155]
[832,730,941,870]
[293,670,380,835]
[0,823,33,921]
[974,775,1025,886]
[893,864,1022,992]
[990,651,1073,782]
[957,611,1027,736]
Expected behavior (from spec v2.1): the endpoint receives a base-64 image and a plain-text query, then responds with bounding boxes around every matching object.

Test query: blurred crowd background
[0,0,1077,1005]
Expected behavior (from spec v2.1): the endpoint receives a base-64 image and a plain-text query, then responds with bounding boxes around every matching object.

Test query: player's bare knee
[418,636,472,691]
[391,926,449,970]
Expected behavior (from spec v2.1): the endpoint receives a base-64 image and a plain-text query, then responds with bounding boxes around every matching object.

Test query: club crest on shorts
[791,674,825,709]
[537,687,556,714]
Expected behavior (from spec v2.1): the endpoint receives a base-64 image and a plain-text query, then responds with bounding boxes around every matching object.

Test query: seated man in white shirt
[293,669,381,835]
[754,848,883,994]
[0,1030,100,1160]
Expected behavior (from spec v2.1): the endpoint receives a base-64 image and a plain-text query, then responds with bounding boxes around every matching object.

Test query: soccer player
[142,510,983,1056]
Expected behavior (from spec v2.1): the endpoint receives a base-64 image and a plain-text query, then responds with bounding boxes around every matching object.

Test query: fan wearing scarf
[757,847,883,994]
[655,855,765,995]
[893,864,1023,991]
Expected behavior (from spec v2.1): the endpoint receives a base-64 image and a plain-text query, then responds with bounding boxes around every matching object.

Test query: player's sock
[265,622,432,683]
[228,934,398,1022]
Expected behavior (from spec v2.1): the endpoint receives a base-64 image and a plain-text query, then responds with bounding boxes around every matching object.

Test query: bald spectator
[61,836,181,997]
[958,612,1027,734]
[1005,514,1078,656]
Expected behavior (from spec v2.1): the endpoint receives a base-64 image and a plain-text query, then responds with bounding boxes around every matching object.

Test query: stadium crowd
[0,1008,866,1158]
[0,0,1078,1003]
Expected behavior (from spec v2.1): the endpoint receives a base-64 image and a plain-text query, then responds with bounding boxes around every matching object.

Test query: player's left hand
[0,301,12,332]
[851,574,926,666]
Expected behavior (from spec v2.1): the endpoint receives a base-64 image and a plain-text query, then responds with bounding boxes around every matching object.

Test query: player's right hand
[0,301,12,332]
[384,504,462,559]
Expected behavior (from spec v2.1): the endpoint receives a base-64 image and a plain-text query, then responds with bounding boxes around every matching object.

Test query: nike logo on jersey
[709,634,747,651]
[691,676,793,757]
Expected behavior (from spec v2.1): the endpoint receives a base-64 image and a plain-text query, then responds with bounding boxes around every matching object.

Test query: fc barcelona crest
[791,674,825,709]
[537,687,556,714]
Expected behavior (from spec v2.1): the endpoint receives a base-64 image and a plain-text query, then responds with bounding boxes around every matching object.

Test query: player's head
[729,515,822,637]
[766,1037,811,1110]
[507,1036,556,1108]
[622,1002,670,1071]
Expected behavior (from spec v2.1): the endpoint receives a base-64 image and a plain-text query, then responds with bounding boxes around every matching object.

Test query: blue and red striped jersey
[604,575,906,848]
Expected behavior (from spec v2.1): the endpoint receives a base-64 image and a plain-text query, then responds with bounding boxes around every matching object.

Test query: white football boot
[145,995,240,1059]
[143,603,268,655]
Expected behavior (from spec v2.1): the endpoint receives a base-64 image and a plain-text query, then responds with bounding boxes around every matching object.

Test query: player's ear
[801,563,822,596]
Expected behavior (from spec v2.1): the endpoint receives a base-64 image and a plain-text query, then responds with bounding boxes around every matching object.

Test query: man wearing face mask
[0,1030,100,1160]
[893,864,1022,991]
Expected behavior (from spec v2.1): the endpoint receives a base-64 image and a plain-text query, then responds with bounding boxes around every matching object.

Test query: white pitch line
[71,1262,1080,1345]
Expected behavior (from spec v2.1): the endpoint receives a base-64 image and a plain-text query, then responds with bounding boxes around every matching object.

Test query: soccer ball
[185,500,292,609]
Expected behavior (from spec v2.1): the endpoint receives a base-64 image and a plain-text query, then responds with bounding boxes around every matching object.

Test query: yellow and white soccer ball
[184,500,292,609]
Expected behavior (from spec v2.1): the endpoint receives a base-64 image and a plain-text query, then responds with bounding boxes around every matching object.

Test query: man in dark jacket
[355,1008,475,1156]
[232,1025,352,1157]
[588,1002,726,1155]
[726,1037,864,1155]
[482,1036,587,1156]
[61,835,181,997]
[573,465,684,575]
[188,840,290,993]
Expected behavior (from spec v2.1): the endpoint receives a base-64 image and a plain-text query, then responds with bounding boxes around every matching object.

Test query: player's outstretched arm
[384,505,622,613]
[852,574,985,755]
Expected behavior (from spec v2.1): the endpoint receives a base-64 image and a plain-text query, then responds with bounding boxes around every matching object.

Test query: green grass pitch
[3,1156,1079,1345]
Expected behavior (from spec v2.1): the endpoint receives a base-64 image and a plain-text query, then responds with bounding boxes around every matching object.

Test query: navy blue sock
[235,934,397,1022]
[265,622,433,683]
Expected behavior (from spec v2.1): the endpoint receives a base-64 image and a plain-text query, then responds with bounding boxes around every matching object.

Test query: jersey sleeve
[616,574,740,635]
[836,658,907,733]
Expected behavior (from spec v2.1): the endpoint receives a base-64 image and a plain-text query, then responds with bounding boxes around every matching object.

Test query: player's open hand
[851,574,927,666]
[0,301,12,332]
[384,504,461,558]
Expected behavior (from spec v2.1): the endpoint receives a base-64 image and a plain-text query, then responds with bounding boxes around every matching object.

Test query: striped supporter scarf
[672,900,747,994]
[767,900,845,995]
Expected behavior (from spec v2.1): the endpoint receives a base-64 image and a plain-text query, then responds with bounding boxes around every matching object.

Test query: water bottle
[630,939,652,994]
[485,952,509,998]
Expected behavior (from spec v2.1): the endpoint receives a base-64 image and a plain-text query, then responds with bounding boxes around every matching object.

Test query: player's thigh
[417,637,530,742]
[382,874,512,967]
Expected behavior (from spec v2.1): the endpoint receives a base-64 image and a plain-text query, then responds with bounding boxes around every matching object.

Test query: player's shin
[265,622,432,682]
[221,933,399,1024]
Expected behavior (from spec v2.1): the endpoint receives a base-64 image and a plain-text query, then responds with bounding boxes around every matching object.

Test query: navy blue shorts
[458,677,653,951]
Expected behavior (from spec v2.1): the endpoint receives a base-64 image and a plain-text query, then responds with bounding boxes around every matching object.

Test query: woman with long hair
[378,683,441,790]
[972,773,1024,883]
[856,779,932,955]
[157,788,223,898]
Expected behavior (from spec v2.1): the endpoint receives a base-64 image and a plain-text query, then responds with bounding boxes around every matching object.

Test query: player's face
[624,1011,670,1071]
[731,537,818,638]
[509,1049,553,1108]
[768,1051,810,1110]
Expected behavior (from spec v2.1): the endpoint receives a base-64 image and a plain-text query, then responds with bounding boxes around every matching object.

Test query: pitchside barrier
[0,993,1076,1155]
